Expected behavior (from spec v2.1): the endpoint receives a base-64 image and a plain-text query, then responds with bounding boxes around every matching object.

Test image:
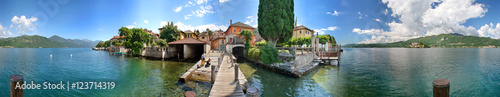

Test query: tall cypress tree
[258,0,294,47]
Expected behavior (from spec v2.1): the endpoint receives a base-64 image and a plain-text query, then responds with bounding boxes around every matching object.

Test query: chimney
[230,20,232,25]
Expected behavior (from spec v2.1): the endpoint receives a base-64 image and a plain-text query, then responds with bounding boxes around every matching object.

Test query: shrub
[255,40,267,47]
[259,43,279,65]
[247,47,260,60]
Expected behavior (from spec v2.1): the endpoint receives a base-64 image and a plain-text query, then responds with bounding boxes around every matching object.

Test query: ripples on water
[241,48,500,96]
[0,48,499,96]
[0,48,206,97]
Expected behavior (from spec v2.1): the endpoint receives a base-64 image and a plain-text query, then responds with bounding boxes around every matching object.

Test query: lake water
[0,48,499,96]
[0,48,204,97]
[242,48,500,96]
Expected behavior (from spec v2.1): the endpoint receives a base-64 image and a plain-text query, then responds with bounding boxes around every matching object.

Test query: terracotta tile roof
[294,25,314,32]
[230,22,255,29]
[110,36,124,40]
[167,37,208,45]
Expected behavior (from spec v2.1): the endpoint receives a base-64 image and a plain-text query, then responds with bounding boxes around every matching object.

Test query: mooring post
[338,52,341,66]
[211,65,216,86]
[184,91,195,97]
[246,87,259,97]
[234,64,239,81]
[10,74,23,97]
[433,79,450,97]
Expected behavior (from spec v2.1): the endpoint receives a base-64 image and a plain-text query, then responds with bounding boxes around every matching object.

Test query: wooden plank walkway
[209,53,246,97]
[179,51,222,82]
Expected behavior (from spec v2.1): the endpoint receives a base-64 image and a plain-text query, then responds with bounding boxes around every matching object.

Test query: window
[300,31,302,34]
[202,37,205,39]
[233,28,236,32]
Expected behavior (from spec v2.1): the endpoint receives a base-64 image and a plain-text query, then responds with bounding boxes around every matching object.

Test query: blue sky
[1,0,500,45]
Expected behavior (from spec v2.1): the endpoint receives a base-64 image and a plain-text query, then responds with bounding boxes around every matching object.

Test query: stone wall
[184,45,197,59]
[141,47,167,59]
[167,45,181,58]
[204,44,211,54]
[293,53,314,68]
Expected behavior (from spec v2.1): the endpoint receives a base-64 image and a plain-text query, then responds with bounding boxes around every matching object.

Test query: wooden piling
[184,91,195,97]
[246,87,259,97]
[234,64,239,81]
[433,79,450,97]
[10,74,23,97]
[211,65,216,86]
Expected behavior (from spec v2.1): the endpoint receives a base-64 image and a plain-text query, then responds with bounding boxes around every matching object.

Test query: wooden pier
[317,46,342,65]
[179,50,247,97]
[209,52,247,97]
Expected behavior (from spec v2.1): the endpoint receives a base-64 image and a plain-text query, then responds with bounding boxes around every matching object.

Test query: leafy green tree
[207,30,213,37]
[239,30,253,50]
[104,40,110,47]
[155,39,167,47]
[160,22,180,42]
[131,41,144,55]
[258,0,294,47]
[95,42,105,47]
[118,27,132,40]
[112,40,123,46]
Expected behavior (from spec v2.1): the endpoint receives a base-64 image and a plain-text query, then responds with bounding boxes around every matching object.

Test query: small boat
[113,52,126,55]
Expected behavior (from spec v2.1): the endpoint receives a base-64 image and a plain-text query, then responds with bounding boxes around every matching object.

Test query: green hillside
[345,33,500,48]
[0,35,99,48]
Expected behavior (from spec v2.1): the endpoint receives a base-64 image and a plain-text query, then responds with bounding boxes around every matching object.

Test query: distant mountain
[345,33,500,48]
[0,35,100,48]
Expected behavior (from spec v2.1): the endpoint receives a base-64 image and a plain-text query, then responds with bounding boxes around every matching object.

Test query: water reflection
[241,48,500,96]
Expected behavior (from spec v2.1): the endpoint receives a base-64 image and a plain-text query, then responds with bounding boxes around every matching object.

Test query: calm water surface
[0,48,206,97]
[0,48,499,96]
[240,48,500,96]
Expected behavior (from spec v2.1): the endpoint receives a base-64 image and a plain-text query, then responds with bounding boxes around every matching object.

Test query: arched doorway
[232,46,244,62]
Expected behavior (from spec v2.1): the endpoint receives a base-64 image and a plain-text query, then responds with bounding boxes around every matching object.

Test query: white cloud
[126,22,137,29]
[188,1,193,5]
[354,0,488,44]
[174,6,183,12]
[196,0,207,4]
[326,10,339,16]
[11,15,38,34]
[373,18,381,22]
[244,16,258,27]
[98,28,103,31]
[184,5,214,19]
[126,25,135,29]
[220,0,231,4]
[0,24,6,38]
[478,23,500,39]
[163,21,228,31]
[144,20,149,24]
[383,9,389,15]
[358,35,392,44]
[314,26,338,35]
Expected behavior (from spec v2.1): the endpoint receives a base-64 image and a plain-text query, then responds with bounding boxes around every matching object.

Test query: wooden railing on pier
[318,46,342,65]
[209,50,247,97]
